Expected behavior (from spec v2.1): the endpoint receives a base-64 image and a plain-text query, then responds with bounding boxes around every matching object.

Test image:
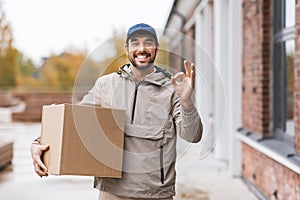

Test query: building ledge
[241,175,268,200]
[237,128,300,174]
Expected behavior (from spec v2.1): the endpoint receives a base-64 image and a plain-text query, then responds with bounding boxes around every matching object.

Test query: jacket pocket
[125,123,164,140]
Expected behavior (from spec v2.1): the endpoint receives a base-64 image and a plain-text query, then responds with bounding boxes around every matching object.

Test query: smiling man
[126,24,158,72]
[31,23,203,200]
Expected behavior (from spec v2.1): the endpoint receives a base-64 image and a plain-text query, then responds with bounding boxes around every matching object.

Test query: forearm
[79,92,99,105]
[178,105,203,143]
[78,78,102,106]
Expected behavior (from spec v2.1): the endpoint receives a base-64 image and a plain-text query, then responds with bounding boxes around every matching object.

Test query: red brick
[242,0,300,199]
[242,144,300,200]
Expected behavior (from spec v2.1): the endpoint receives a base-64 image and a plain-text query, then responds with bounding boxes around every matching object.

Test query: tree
[15,52,40,89]
[37,29,170,91]
[39,51,87,90]
[0,4,17,89]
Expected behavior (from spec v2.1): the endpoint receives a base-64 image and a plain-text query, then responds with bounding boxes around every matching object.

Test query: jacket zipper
[160,146,164,184]
[131,84,139,124]
[122,67,165,184]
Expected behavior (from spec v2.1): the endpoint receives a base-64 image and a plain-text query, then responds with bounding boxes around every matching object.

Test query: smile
[134,53,150,59]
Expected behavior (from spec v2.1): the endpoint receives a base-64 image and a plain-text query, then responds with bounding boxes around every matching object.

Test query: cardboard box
[40,103,125,178]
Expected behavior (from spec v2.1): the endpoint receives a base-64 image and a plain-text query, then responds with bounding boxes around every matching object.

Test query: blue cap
[126,23,158,44]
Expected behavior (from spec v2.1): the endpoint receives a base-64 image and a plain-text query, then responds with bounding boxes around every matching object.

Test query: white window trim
[237,130,300,174]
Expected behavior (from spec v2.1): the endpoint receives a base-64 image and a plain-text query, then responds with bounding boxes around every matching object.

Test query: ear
[125,44,129,56]
[155,43,160,54]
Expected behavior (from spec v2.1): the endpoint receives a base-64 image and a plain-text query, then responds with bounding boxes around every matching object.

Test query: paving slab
[175,139,258,200]
[0,123,258,200]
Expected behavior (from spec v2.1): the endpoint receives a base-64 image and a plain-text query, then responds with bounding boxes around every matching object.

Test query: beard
[128,49,157,71]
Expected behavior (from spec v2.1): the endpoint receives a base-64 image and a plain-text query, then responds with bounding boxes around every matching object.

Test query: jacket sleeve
[172,94,203,143]
[78,78,102,106]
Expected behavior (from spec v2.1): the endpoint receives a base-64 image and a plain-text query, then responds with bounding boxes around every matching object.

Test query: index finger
[184,60,193,77]
[34,162,48,177]
[37,159,48,173]
[191,63,195,88]
[34,155,48,173]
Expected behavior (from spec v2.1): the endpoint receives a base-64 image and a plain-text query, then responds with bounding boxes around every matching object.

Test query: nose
[136,44,146,51]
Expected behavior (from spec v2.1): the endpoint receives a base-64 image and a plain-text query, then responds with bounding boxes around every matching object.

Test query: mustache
[134,52,151,57]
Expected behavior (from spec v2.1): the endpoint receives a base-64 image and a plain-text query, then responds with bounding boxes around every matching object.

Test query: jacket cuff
[32,136,41,145]
[181,105,199,127]
[181,105,197,116]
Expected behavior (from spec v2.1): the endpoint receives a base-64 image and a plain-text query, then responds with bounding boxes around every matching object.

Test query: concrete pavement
[0,123,258,200]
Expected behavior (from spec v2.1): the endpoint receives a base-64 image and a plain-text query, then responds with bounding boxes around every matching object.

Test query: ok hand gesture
[171,60,195,109]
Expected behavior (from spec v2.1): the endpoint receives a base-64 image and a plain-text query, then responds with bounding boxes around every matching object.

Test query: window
[273,0,295,136]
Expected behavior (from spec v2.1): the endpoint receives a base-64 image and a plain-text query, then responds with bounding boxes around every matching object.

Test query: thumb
[41,145,50,151]
[170,77,177,86]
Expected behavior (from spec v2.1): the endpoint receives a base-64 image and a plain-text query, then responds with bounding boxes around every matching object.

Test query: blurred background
[0,0,299,200]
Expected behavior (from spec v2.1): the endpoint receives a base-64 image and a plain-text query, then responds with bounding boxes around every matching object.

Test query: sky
[2,0,174,65]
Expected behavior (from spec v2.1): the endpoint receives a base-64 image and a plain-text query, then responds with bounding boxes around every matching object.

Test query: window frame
[273,0,295,135]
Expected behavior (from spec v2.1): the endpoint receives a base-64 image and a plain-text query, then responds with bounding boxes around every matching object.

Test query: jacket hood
[118,64,172,86]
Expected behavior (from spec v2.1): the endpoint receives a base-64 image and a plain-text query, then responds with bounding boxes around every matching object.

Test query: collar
[119,64,170,86]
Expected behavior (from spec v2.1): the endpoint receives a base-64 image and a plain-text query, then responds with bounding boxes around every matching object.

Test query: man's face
[126,32,158,70]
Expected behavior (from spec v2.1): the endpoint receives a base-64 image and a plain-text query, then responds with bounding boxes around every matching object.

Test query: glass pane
[285,0,295,28]
[274,42,284,130]
[285,39,294,135]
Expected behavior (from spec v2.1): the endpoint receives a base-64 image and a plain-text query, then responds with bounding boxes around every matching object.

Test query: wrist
[181,99,193,109]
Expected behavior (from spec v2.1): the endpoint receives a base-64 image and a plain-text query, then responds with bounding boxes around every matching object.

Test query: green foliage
[16,53,35,76]
[14,52,40,89]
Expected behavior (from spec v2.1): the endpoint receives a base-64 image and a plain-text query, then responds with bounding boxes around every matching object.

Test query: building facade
[163,0,300,199]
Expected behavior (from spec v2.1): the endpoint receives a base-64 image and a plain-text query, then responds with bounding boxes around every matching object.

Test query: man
[31,23,203,200]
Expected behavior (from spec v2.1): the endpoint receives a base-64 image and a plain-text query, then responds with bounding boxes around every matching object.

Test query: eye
[145,42,154,47]
[129,43,140,50]
[131,42,139,47]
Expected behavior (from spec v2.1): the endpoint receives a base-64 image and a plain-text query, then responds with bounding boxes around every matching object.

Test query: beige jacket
[80,64,203,199]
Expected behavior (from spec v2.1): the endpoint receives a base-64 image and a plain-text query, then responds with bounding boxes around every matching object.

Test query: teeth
[137,55,147,59]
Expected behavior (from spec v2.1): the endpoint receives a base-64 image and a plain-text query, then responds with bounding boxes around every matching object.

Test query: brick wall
[242,0,271,137]
[242,144,300,200]
[170,45,183,73]
[242,0,300,199]
[168,5,197,73]
[12,92,84,122]
[170,27,195,73]
[295,0,300,153]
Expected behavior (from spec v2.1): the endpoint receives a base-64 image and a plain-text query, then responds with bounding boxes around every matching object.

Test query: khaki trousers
[99,191,173,200]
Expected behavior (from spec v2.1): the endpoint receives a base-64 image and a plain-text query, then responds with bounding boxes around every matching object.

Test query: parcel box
[40,104,125,177]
